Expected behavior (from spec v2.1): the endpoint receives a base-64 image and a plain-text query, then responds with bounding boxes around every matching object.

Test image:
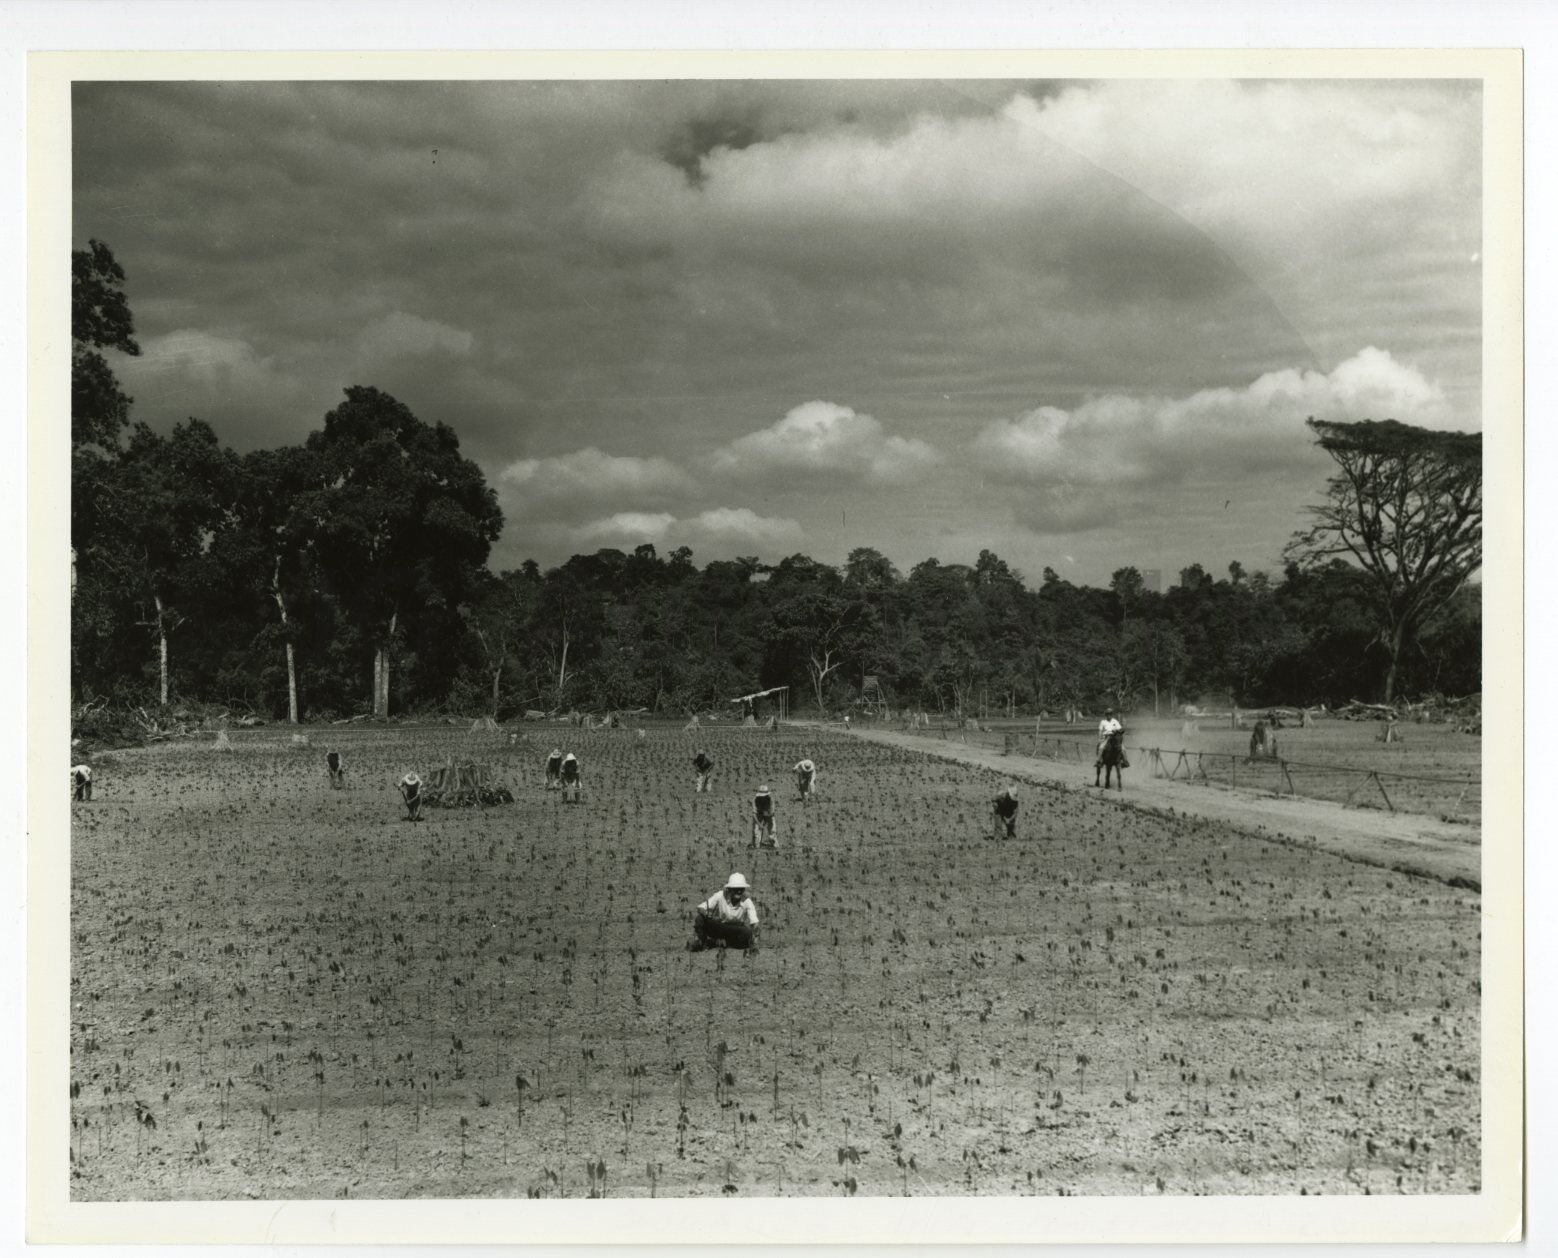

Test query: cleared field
[891,716,1481,821]
[69,725,1480,1199]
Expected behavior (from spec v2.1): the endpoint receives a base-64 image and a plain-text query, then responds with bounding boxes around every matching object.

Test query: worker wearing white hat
[691,872,760,951]
[991,785,1020,840]
[792,758,817,801]
[398,772,423,821]
[751,784,776,847]
[545,747,563,790]
[71,764,93,802]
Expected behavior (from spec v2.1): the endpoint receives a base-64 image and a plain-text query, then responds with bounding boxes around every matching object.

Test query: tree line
[70,241,1482,722]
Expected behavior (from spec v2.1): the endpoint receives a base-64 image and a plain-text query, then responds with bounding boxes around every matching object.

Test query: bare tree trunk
[153,592,169,707]
[491,665,502,715]
[556,618,571,708]
[374,610,398,718]
[272,559,298,724]
[1382,622,1406,705]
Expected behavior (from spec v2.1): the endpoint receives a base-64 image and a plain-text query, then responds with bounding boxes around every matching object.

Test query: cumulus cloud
[127,329,273,389]
[707,401,940,485]
[975,347,1454,531]
[573,512,678,543]
[356,311,475,360]
[498,447,698,521]
[565,506,804,555]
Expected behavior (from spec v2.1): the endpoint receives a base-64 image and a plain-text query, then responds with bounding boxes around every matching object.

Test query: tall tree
[71,239,141,453]
[304,387,502,717]
[1284,418,1481,703]
[229,446,325,722]
[87,420,237,706]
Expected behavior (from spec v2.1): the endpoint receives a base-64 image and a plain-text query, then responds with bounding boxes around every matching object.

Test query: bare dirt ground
[68,724,1481,1200]
[824,723,1481,891]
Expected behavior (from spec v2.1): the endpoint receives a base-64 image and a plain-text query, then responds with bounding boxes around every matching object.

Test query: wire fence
[882,721,1479,824]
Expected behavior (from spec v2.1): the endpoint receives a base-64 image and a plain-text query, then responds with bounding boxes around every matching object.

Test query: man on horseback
[1096,709,1123,767]
[1095,708,1128,788]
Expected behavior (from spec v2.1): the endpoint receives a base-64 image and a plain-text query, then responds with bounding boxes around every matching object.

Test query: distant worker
[71,763,92,802]
[751,784,776,847]
[545,747,564,790]
[991,786,1019,840]
[690,872,760,952]
[793,757,817,801]
[398,772,423,821]
[1249,719,1270,760]
[692,749,715,793]
[1096,709,1123,768]
[325,750,345,789]
[560,752,582,803]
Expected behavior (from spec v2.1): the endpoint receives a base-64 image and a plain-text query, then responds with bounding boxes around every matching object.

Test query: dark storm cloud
[74,77,1480,577]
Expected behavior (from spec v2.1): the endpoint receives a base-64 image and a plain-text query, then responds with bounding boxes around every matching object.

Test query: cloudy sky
[73,77,1482,585]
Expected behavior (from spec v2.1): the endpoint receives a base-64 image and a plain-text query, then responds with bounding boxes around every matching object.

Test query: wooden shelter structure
[730,685,789,723]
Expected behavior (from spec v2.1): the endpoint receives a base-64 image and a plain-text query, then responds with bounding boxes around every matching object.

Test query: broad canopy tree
[303,387,503,717]
[1284,418,1481,704]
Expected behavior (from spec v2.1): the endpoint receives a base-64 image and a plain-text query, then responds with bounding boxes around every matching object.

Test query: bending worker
[399,772,423,821]
[793,757,816,800]
[991,786,1019,840]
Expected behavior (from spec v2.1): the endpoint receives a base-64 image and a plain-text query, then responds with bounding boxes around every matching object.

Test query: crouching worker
[991,786,1019,840]
[545,748,563,790]
[691,872,759,951]
[398,772,423,821]
[326,750,345,789]
[692,748,714,793]
[71,764,93,802]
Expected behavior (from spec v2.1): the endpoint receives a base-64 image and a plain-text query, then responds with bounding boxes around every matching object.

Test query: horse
[1094,729,1127,790]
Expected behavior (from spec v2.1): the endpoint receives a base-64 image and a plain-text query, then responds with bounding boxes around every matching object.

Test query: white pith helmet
[757,785,770,794]
[725,872,749,890]
[402,772,420,786]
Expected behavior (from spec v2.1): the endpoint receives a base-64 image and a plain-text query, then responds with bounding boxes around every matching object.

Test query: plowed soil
[68,723,1480,1200]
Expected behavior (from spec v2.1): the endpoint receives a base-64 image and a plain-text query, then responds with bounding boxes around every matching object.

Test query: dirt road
[822,723,1481,890]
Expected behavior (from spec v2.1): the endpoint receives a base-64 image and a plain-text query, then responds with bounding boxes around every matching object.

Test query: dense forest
[69,242,1482,722]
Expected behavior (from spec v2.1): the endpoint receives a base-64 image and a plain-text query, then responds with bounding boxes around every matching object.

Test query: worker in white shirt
[71,764,93,801]
[545,748,564,790]
[690,872,760,951]
[1096,709,1123,767]
[692,749,714,793]
[325,750,345,789]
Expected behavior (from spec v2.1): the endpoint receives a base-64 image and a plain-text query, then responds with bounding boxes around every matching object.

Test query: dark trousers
[695,915,755,949]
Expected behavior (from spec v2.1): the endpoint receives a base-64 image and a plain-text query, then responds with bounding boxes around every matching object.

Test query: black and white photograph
[24,35,1527,1248]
